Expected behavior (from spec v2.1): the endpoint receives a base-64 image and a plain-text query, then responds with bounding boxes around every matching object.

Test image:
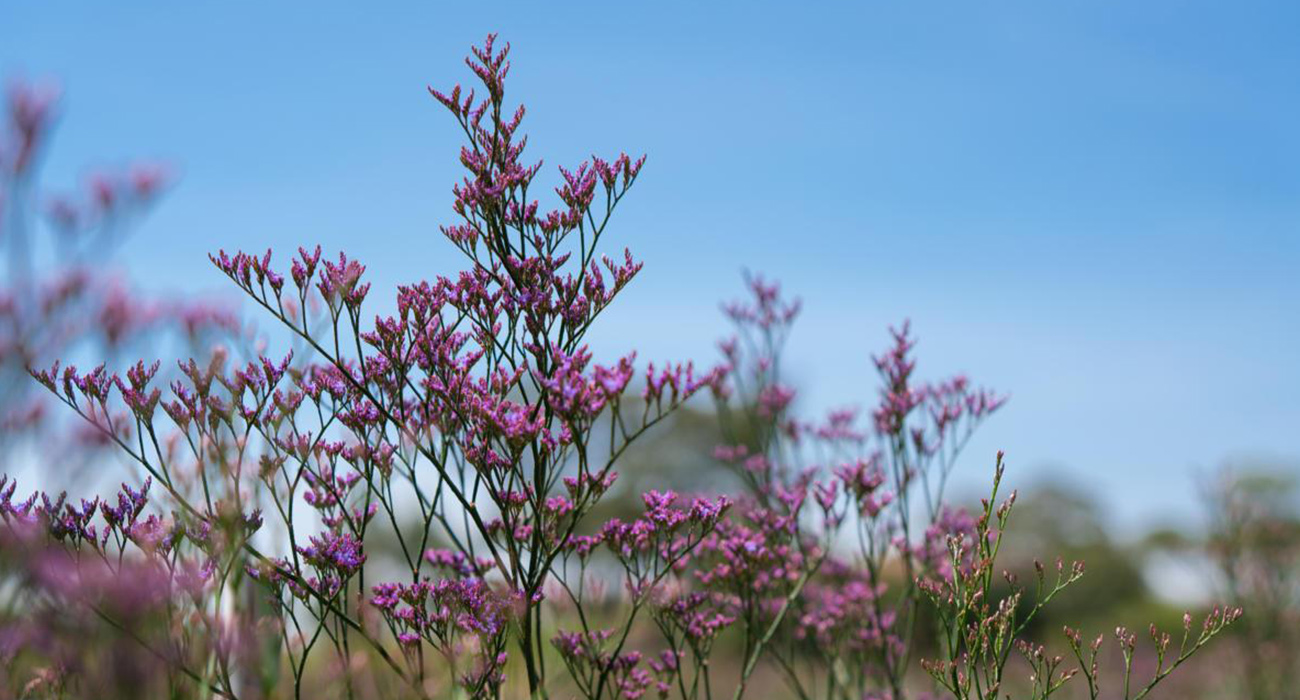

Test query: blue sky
[4,0,1298,533]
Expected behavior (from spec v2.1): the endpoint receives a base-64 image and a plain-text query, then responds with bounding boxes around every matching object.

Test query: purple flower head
[297,531,366,576]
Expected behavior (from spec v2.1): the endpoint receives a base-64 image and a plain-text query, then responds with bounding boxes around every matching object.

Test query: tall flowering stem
[704,274,1007,700]
[19,34,723,699]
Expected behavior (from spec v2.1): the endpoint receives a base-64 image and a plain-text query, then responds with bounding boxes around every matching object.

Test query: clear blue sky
[4,0,1298,533]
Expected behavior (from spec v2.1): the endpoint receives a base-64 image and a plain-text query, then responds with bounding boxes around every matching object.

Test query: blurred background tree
[1144,463,1300,700]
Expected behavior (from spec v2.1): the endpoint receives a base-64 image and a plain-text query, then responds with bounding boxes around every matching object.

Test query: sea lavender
[0,35,1243,700]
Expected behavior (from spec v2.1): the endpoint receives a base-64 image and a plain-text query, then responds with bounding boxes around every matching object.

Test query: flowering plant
[0,36,1238,700]
[0,77,234,459]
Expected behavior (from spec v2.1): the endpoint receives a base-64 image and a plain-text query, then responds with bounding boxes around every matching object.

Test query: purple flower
[297,531,365,576]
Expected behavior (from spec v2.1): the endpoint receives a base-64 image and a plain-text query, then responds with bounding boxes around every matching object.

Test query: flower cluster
[0,468,270,699]
[552,628,676,700]
[371,576,518,697]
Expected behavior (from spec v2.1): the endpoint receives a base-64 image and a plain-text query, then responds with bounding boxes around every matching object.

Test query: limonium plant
[0,77,234,459]
[0,36,1239,700]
